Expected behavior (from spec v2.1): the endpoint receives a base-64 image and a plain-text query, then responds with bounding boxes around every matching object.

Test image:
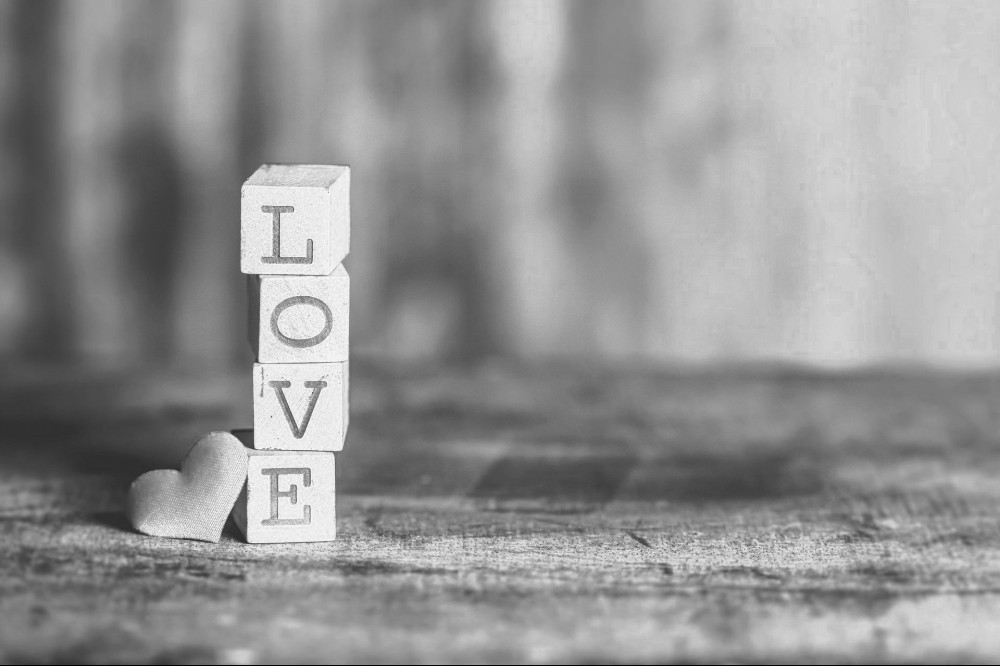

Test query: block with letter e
[231,431,336,543]
[241,164,350,276]
[248,266,349,363]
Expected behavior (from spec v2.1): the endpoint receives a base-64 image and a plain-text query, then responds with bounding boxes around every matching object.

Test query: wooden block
[241,164,350,276]
[230,436,336,544]
[252,361,348,451]
[248,266,349,363]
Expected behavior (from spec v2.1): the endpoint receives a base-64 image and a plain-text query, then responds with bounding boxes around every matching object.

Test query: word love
[237,164,351,543]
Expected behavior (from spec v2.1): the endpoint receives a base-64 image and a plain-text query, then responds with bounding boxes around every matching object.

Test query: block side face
[247,276,261,357]
[241,185,333,275]
[255,274,349,363]
[343,360,350,435]
[243,451,336,543]
[252,362,347,451]
[327,168,350,267]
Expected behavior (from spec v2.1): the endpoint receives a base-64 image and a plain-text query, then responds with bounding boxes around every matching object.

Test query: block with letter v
[252,361,348,451]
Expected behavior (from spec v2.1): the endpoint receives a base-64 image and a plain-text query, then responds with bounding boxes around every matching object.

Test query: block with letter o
[248,266,349,363]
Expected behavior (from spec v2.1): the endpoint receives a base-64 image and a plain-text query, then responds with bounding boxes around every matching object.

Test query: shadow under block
[241,164,350,276]
[230,444,336,543]
[252,361,348,452]
[248,266,349,363]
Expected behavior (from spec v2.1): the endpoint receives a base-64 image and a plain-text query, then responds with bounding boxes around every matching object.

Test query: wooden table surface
[3,362,1000,663]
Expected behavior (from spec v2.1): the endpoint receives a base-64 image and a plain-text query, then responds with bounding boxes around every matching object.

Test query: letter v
[268,380,328,439]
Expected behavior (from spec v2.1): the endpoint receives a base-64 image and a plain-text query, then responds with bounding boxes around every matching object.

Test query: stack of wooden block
[231,164,350,544]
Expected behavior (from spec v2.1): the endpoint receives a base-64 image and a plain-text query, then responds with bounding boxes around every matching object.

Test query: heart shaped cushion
[127,431,249,542]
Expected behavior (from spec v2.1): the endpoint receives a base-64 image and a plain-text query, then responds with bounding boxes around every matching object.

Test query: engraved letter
[270,296,333,348]
[260,205,313,264]
[269,380,328,439]
[261,467,312,526]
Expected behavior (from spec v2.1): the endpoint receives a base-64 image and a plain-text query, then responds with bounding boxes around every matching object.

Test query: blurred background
[2,0,999,367]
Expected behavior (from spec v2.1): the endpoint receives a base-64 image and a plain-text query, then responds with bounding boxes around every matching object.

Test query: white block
[252,361,348,451]
[230,437,336,544]
[248,266,349,363]
[241,164,350,276]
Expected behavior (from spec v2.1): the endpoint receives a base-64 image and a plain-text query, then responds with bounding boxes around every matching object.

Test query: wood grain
[3,362,1000,662]
[169,0,244,365]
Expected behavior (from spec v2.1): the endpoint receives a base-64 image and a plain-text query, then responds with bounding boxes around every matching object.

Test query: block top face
[244,164,348,189]
[241,164,350,276]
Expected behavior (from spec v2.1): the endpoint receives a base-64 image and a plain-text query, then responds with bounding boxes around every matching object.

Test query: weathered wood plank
[2,363,1000,662]
[169,0,244,364]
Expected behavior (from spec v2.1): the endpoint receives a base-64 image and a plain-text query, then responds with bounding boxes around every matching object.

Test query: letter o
[270,296,333,348]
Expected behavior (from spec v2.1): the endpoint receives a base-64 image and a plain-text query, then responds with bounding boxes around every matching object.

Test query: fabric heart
[127,431,249,543]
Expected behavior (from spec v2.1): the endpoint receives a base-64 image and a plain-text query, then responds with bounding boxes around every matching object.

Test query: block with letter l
[241,164,350,276]
[248,266,349,363]
[231,431,336,543]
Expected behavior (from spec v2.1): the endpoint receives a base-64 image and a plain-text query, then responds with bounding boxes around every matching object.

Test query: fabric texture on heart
[127,431,249,542]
